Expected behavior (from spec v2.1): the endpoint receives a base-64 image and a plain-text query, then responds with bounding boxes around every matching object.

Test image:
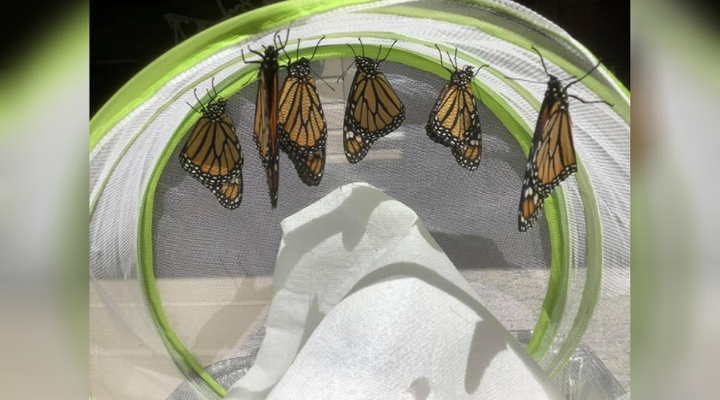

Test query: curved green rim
[138,44,576,396]
[89,0,629,152]
[85,0,622,395]
[372,5,629,123]
[89,31,539,216]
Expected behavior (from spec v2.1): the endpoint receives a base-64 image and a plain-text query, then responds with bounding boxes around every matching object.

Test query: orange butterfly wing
[180,113,242,186]
[279,74,327,155]
[518,94,576,231]
[343,66,405,163]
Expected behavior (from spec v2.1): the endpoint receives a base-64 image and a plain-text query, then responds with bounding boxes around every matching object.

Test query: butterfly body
[342,45,405,164]
[249,44,281,208]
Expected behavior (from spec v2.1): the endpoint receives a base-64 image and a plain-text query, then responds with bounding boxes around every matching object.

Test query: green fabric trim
[89,32,532,215]
[89,50,258,216]
[85,0,614,390]
[90,0,381,151]
[371,5,630,124]
[548,158,603,377]
[90,0,629,152]
[526,189,571,359]
[138,195,228,395]
[136,44,573,394]
[572,40,630,100]
[134,73,262,399]
[456,0,630,100]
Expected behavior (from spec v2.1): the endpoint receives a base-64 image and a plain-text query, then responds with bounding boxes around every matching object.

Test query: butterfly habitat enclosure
[89,0,630,399]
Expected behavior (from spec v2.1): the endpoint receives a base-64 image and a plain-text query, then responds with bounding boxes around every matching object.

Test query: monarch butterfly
[511,46,612,232]
[341,39,405,164]
[277,37,331,186]
[179,81,244,209]
[426,46,488,171]
[243,30,289,209]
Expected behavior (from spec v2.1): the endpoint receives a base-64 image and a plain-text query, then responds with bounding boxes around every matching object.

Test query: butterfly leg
[568,94,613,107]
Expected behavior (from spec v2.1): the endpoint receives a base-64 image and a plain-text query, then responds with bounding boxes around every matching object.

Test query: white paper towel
[226,183,563,399]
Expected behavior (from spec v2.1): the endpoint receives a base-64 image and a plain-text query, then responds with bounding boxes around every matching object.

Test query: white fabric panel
[151,58,554,374]
[227,183,564,399]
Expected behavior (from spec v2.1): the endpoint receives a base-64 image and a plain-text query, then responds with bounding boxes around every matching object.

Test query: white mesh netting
[90,1,629,399]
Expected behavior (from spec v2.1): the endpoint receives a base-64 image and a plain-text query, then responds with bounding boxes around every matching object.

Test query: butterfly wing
[531,99,576,197]
[180,113,243,186]
[518,164,545,232]
[452,128,482,171]
[278,75,327,156]
[360,71,405,142]
[343,70,373,163]
[343,69,405,163]
[209,169,243,210]
[426,83,451,145]
[288,146,325,186]
[426,82,478,148]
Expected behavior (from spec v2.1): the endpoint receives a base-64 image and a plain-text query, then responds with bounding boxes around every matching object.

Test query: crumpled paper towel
[226,183,563,399]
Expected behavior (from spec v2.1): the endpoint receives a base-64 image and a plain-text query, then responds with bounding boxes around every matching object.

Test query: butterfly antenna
[210,77,219,98]
[435,44,451,73]
[375,44,383,63]
[242,47,264,64]
[358,38,365,57]
[193,89,207,110]
[279,36,292,64]
[347,42,357,58]
[206,88,215,103]
[564,60,602,90]
[271,28,281,48]
[473,64,489,78]
[568,94,613,107]
[379,39,397,64]
[531,45,550,77]
[310,36,325,61]
[280,25,291,50]
[454,47,459,70]
[186,102,203,114]
[337,42,360,82]
[445,51,456,70]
